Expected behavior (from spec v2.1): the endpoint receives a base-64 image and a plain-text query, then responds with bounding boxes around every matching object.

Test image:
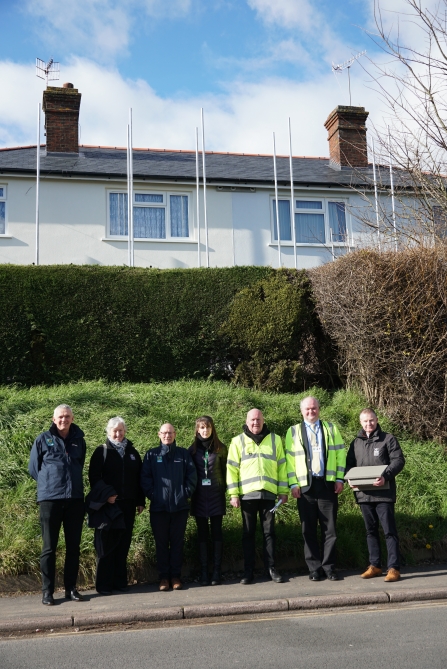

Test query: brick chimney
[324,106,369,169]
[42,83,81,154]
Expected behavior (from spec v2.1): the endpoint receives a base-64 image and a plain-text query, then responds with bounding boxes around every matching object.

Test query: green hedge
[0,265,272,385]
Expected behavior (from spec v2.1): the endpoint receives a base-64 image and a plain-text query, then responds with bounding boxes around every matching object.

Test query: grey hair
[299,396,320,411]
[359,408,377,418]
[53,404,73,416]
[106,416,127,434]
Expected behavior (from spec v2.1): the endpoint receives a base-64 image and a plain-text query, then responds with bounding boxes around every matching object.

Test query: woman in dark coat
[88,416,145,595]
[188,415,227,586]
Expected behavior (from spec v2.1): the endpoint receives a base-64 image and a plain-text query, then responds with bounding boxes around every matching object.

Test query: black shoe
[240,571,254,585]
[325,570,339,581]
[42,591,54,606]
[97,590,112,596]
[269,567,284,583]
[309,570,321,581]
[65,588,84,601]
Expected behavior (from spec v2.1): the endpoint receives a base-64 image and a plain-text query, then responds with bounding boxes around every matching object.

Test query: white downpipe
[372,138,380,251]
[288,118,297,269]
[127,124,131,267]
[201,108,209,268]
[129,109,134,267]
[273,132,281,268]
[195,127,201,268]
[35,103,41,266]
[388,128,398,251]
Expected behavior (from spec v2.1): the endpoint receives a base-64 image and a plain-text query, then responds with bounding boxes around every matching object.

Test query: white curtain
[170,195,189,237]
[328,202,347,241]
[0,202,5,235]
[134,206,165,238]
[109,193,128,235]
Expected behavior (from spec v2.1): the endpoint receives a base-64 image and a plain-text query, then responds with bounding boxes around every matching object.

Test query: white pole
[388,128,398,251]
[201,108,209,268]
[196,127,201,268]
[35,102,41,266]
[127,124,131,267]
[288,118,297,269]
[129,108,134,267]
[372,137,380,251]
[273,132,281,268]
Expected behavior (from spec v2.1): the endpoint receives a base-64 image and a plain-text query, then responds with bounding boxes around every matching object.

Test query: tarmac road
[1,601,447,669]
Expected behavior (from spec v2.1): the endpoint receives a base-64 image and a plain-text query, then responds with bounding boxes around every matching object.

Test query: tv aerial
[36,58,60,87]
[332,50,366,106]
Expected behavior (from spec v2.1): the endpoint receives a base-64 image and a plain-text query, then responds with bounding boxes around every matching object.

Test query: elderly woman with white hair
[88,417,145,595]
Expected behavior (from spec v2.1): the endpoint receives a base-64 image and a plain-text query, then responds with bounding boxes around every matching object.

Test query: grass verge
[0,380,446,583]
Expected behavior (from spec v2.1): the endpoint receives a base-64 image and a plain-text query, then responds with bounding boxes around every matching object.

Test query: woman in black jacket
[88,417,145,595]
[188,415,227,585]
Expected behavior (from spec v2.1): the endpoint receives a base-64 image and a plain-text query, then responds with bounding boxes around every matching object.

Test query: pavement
[0,564,446,634]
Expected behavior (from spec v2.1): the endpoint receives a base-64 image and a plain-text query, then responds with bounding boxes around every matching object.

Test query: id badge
[157,456,163,463]
[202,478,211,486]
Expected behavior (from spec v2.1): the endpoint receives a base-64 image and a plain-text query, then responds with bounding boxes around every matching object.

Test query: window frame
[0,184,7,236]
[107,189,192,241]
[270,195,349,246]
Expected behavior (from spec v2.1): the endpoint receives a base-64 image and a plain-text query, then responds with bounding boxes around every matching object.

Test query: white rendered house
[0,84,375,269]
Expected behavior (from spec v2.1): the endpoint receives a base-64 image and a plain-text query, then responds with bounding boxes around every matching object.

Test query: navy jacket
[140,442,197,513]
[28,423,86,502]
[188,441,227,517]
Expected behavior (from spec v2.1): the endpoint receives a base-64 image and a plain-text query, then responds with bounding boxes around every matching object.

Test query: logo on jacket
[374,448,379,456]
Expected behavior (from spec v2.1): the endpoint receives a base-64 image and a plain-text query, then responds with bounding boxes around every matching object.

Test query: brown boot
[384,568,400,582]
[361,565,383,579]
[171,577,183,590]
[159,579,170,591]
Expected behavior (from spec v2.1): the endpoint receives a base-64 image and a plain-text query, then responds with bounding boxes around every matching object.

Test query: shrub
[221,269,338,391]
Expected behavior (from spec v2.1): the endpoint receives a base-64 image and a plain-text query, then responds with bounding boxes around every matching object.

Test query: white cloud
[24,0,192,61]
[247,0,319,31]
[0,57,385,158]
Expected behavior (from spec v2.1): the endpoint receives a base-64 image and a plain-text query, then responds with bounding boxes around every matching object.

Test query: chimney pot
[62,82,74,88]
[324,106,369,168]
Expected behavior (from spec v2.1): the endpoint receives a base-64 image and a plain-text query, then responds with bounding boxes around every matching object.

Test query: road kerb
[0,616,73,633]
[183,599,288,619]
[73,607,184,627]
[387,588,447,603]
[288,592,389,610]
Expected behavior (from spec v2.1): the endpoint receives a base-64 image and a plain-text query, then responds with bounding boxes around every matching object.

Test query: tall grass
[0,380,445,582]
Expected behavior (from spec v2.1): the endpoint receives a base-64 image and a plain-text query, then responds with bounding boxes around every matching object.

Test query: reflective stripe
[287,472,296,479]
[286,450,305,457]
[240,475,278,487]
[241,452,276,462]
[328,444,344,451]
[326,469,336,476]
[297,475,307,483]
[337,466,346,473]
[227,459,240,468]
[277,457,286,465]
[227,482,239,490]
[278,480,288,487]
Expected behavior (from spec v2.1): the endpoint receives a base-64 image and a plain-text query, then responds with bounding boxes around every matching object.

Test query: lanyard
[203,450,209,479]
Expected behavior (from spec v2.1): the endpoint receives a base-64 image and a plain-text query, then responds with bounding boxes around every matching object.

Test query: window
[0,186,6,235]
[433,206,447,238]
[271,197,347,245]
[109,191,189,239]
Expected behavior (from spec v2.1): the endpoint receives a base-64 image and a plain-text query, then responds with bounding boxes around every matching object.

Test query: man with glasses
[141,423,197,591]
[286,396,346,582]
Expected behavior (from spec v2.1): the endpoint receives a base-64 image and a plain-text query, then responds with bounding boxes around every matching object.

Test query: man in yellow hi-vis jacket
[227,408,288,585]
[286,396,346,582]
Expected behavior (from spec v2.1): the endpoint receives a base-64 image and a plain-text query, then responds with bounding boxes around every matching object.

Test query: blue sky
[0,0,418,155]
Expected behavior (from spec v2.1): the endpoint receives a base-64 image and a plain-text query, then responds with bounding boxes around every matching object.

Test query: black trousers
[39,498,85,593]
[297,478,338,573]
[150,509,189,579]
[195,515,223,543]
[360,502,400,570]
[95,499,136,592]
[240,499,276,571]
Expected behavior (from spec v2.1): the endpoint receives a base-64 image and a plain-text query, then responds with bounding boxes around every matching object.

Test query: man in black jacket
[346,409,405,582]
[28,404,86,605]
[140,423,197,591]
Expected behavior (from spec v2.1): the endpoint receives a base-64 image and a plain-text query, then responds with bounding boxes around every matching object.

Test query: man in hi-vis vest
[227,408,288,585]
[286,396,346,581]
